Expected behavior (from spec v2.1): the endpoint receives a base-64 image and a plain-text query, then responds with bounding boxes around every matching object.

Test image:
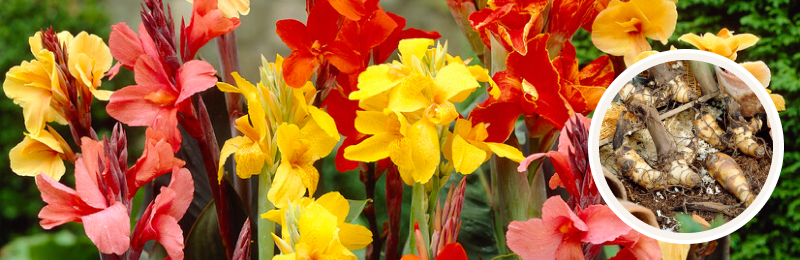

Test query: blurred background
[0,0,798,259]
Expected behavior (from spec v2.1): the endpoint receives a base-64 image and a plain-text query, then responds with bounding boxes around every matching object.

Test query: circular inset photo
[589,50,783,244]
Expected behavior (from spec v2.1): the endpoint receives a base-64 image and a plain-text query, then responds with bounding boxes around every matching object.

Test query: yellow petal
[485,142,526,162]
[68,32,112,89]
[316,191,350,224]
[338,222,373,250]
[276,123,300,163]
[262,208,284,224]
[634,50,659,63]
[451,134,488,175]
[89,88,113,101]
[234,141,267,180]
[307,106,340,142]
[771,93,786,111]
[268,162,307,208]
[351,64,399,101]
[272,233,294,255]
[398,38,434,65]
[740,61,771,88]
[730,33,759,52]
[354,110,390,135]
[295,164,320,197]
[218,136,252,183]
[10,135,65,180]
[632,0,677,44]
[435,63,481,102]
[344,132,397,162]
[659,241,690,260]
[298,203,339,249]
[402,120,440,184]
[387,74,432,112]
[678,33,706,50]
[299,116,338,161]
[624,36,652,67]
[216,82,241,93]
[425,101,459,125]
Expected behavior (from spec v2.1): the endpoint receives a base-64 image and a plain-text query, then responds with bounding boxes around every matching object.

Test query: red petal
[177,60,218,104]
[106,85,165,127]
[308,1,341,45]
[335,135,362,172]
[152,108,182,153]
[607,230,661,260]
[373,12,440,64]
[508,34,572,129]
[154,215,185,259]
[436,243,468,260]
[546,0,596,49]
[554,240,585,260]
[323,44,362,74]
[81,202,131,255]
[548,171,564,190]
[506,215,562,260]
[329,0,366,20]
[322,88,359,137]
[282,51,319,88]
[36,174,95,229]
[578,205,631,244]
[163,167,194,219]
[276,19,312,51]
[108,22,145,70]
[134,55,173,90]
[468,71,523,143]
[361,8,399,50]
[185,0,240,59]
[127,129,186,200]
[468,4,513,32]
[74,139,108,209]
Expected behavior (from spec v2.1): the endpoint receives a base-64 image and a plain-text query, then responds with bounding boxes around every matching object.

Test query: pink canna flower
[107,22,159,78]
[126,128,186,201]
[181,0,241,61]
[506,196,630,260]
[105,55,217,152]
[607,229,661,260]
[130,167,195,260]
[36,137,131,255]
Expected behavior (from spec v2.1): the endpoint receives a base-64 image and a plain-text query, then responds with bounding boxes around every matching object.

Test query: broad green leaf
[346,199,371,223]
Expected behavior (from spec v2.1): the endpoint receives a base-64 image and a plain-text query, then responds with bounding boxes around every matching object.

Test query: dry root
[731,123,765,158]
[705,152,755,207]
[694,111,727,149]
[615,146,666,191]
[677,137,698,163]
[669,75,699,103]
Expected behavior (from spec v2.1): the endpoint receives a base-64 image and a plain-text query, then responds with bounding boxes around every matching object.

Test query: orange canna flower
[469,0,549,55]
[591,0,677,66]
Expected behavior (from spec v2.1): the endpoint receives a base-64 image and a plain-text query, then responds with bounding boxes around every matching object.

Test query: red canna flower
[400,242,468,260]
[545,0,600,53]
[106,55,217,152]
[469,0,549,55]
[107,22,159,79]
[181,0,241,61]
[277,0,361,88]
[372,12,442,64]
[36,137,130,255]
[131,167,195,260]
[126,128,186,201]
[469,34,612,142]
[506,196,631,260]
[606,229,661,260]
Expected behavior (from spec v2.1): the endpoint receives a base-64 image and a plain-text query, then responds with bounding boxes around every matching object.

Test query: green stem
[408,182,430,258]
[258,167,275,260]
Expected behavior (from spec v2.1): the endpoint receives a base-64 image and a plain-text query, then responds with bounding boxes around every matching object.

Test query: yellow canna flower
[269,122,339,208]
[9,126,74,180]
[187,0,250,18]
[262,191,373,253]
[66,32,114,100]
[349,39,484,125]
[591,0,677,66]
[678,28,758,61]
[443,119,525,175]
[3,48,66,135]
[343,110,440,185]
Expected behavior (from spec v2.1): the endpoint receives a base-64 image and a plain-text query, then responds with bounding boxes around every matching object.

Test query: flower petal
[485,142,525,162]
[81,202,131,255]
[344,132,396,162]
[338,222,373,250]
[176,60,218,104]
[579,205,631,244]
[451,134,488,175]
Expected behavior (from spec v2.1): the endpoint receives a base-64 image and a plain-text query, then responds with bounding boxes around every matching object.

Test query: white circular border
[589,50,784,244]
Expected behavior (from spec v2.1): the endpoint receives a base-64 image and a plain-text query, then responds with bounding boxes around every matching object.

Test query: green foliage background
[0,0,798,259]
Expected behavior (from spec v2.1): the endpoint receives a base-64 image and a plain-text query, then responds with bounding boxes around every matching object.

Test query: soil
[600,61,773,231]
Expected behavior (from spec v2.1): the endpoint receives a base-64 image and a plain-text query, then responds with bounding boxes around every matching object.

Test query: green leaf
[490,253,521,260]
[183,202,228,260]
[675,213,705,233]
[346,199,371,223]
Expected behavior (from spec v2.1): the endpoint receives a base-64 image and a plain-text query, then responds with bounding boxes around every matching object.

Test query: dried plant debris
[601,60,772,231]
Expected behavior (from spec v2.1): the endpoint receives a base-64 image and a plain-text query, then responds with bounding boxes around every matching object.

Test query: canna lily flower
[187,0,250,18]
[66,32,114,100]
[470,35,613,142]
[344,110,440,185]
[506,196,631,260]
[131,167,194,260]
[443,118,524,175]
[678,28,758,61]
[607,229,661,260]
[9,126,74,180]
[469,0,549,55]
[269,122,339,208]
[4,34,66,135]
[106,55,218,152]
[107,22,157,78]
[319,0,366,20]
[263,191,373,251]
[265,192,372,260]
[36,137,130,255]
[400,242,468,260]
[181,0,241,60]
[126,128,186,201]
[591,0,677,66]
[276,0,361,88]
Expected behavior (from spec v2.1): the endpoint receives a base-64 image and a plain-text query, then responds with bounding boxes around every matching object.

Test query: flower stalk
[257,165,275,260]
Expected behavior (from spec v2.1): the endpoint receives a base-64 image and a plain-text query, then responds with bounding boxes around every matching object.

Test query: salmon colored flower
[263,192,373,251]
[126,128,186,201]
[36,138,130,255]
[443,118,524,175]
[591,0,677,66]
[277,0,361,88]
[131,167,194,260]
[9,126,74,180]
[400,242,468,260]
[678,28,758,61]
[469,0,549,55]
[506,196,631,260]
[470,35,613,142]
[181,0,241,60]
[606,229,661,260]
[269,122,339,207]
[106,55,218,152]
[188,0,250,18]
[265,192,372,260]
